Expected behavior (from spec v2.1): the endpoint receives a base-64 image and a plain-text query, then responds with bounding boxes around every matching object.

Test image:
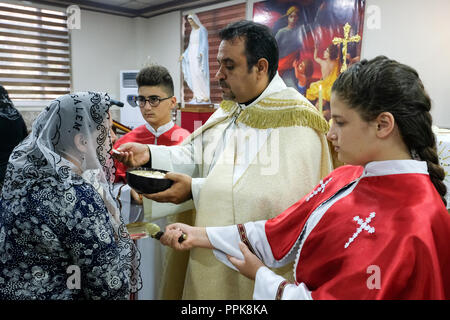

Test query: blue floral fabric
[0,180,130,300]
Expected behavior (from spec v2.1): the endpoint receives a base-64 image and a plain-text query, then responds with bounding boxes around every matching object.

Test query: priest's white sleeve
[149,143,199,177]
[191,178,205,209]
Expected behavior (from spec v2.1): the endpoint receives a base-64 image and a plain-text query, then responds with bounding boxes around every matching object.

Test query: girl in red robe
[160,56,450,300]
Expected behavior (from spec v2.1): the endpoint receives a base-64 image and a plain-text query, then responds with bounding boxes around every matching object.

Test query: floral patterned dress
[0,180,131,300]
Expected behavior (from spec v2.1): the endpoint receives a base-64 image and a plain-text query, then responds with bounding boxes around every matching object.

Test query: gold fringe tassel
[219,99,329,133]
[220,100,237,113]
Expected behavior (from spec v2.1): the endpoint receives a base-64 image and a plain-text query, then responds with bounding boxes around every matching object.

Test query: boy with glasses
[112,65,190,300]
[114,65,190,184]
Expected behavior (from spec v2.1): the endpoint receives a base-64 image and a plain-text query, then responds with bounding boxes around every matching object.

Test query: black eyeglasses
[127,95,172,108]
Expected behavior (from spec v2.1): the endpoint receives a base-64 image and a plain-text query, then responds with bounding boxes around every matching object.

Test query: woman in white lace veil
[0,92,141,299]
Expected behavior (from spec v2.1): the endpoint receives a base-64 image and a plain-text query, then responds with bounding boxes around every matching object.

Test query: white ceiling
[26,0,231,18]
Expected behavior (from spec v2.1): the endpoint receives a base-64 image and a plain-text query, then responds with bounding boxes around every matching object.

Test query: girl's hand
[227,242,265,280]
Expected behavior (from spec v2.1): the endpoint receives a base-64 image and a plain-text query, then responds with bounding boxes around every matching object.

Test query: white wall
[70,10,137,100]
[361,0,450,128]
[134,11,182,101]
[71,10,181,102]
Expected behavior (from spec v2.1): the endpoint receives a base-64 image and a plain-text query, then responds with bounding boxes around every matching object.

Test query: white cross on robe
[344,212,376,249]
[306,178,332,202]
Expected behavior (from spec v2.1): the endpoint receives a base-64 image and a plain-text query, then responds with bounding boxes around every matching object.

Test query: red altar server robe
[113,123,190,183]
[206,160,450,300]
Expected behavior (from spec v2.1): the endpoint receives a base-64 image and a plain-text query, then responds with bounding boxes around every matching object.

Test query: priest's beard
[219,80,236,101]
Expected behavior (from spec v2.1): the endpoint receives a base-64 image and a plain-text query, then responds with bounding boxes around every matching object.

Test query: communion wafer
[129,170,166,179]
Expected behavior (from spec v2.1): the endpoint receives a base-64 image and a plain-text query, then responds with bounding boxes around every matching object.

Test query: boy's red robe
[265,165,450,299]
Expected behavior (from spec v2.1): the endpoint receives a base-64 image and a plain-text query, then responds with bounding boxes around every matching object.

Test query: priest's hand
[143,172,192,204]
[227,242,265,281]
[112,142,150,168]
[160,223,212,250]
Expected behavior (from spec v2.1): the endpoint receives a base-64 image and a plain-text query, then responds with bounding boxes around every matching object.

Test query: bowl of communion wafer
[126,167,173,194]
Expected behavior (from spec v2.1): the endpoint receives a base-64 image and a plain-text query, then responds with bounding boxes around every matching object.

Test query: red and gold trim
[276,280,290,300]
[237,224,256,255]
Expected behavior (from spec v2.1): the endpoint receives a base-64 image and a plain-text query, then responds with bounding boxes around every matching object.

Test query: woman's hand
[227,242,265,280]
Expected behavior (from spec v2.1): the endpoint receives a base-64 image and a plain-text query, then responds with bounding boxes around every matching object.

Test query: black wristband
[142,145,152,168]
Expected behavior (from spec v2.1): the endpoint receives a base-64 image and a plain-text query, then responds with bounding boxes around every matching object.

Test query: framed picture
[253,0,365,119]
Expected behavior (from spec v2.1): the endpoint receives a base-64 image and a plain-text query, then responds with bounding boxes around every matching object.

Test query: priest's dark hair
[332,55,447,206]
[136,64,174,96]
[219,20,279,82]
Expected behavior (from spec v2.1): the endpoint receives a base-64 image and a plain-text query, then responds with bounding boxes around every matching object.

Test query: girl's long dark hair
[332,55,447,206]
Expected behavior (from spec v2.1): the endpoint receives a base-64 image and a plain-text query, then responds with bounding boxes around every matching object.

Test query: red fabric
[113,124,190,183]
[278,51,299,74]
[180,111,215,133]
[265,165,450,299]
[266,166,363,260]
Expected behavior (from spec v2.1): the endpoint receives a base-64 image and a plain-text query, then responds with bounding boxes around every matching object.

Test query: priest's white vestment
[145,74,333,299]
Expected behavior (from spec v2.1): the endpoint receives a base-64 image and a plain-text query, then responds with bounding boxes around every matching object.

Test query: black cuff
[142,146,152,168]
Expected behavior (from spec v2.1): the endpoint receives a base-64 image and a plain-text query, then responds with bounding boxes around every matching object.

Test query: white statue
[180,13,210,103]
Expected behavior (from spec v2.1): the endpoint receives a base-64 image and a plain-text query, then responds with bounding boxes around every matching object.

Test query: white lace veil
[1,91,142,293]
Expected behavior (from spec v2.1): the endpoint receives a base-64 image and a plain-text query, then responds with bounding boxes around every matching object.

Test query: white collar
[238,72,287,110]
[362,160,428,177]
[145,121,174,138]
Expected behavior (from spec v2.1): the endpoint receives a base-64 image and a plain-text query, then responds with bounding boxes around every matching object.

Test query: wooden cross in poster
[332,23,361,73]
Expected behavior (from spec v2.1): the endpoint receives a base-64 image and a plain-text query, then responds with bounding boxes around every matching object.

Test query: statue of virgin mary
[181,13,210,103]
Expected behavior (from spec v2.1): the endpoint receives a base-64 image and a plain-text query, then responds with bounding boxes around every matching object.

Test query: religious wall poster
[253,0,365,120]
